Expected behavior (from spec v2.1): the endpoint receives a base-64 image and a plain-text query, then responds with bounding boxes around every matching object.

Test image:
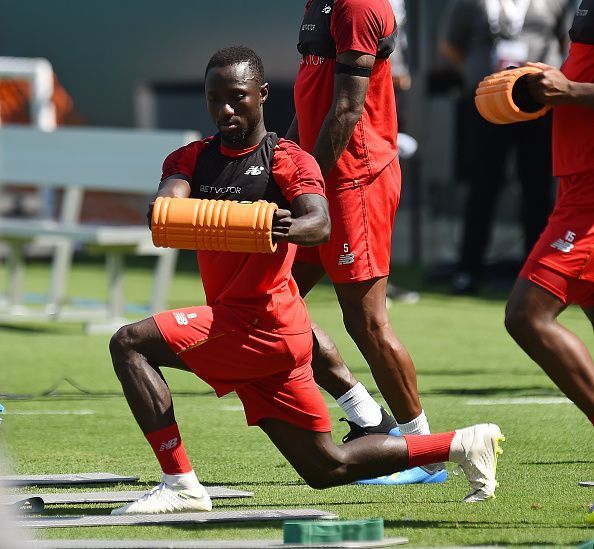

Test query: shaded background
[0,0,537,274]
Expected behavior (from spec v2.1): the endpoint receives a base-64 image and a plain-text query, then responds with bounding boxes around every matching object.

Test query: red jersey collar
[220,141,261,158]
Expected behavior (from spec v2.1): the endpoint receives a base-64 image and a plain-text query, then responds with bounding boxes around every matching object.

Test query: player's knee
[505,301,539,339]
[343,311,386,343]
[295,452,346,489]
[109,323,143,366]
[342,313,366,340]
[505,301,523,336]
[299,468,336,489]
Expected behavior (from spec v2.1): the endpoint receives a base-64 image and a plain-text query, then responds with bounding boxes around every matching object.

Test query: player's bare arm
[156,175,192,199]
[311,50,373,177]
[147,175,191,227]
[526,62,594,108]
[272,193,330,247]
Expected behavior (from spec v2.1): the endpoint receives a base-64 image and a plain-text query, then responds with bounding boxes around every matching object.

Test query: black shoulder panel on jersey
[570,0,594,45]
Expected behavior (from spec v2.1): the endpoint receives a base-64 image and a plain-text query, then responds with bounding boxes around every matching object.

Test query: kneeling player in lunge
[109,46,504,514]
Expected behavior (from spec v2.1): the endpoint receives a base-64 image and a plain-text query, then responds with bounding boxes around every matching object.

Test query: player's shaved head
[205,46,265,85]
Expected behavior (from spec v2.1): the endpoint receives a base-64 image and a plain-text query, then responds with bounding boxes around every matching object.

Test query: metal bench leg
[106,251,125,321]
[46,187,83,316]
[46,240,74,316]
[6,241,26,315]
[150,249,178,313]
[85,251,126,335]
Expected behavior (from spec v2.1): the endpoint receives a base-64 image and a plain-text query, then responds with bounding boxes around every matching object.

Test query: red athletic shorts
[153,305,331,432]
[520,171,594,307]
[296,158,401,283]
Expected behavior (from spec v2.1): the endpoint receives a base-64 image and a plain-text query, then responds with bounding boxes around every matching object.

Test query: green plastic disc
[283,518,384,544]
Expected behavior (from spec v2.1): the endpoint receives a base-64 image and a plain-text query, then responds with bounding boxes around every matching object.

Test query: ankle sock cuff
[404,432,455,468]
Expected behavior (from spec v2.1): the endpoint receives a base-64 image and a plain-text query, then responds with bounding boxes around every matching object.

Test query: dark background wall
[0,1,308,128]
[4,1,525,268]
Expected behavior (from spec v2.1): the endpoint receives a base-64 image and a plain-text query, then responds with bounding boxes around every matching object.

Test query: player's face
[205,62,268,147]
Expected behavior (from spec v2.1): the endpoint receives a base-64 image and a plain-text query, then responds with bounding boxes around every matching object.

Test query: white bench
[0,125,199,333]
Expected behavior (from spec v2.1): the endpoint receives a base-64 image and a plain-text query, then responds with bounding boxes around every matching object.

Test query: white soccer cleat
[449,423,505,502]
[111,481,212,515]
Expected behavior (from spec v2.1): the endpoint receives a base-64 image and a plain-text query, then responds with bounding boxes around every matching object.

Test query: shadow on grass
[368,386,563,398]
[521,460,594,465]
[204,481,303,488]
[415,369,506,377]
[0,323,76,335]
[383,518,585,530]
[1,387,215,401]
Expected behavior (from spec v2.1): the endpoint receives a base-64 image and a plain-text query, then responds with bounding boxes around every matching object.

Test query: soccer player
[109,46,503,514]
[505,0,594,429]
[286,0,443,484]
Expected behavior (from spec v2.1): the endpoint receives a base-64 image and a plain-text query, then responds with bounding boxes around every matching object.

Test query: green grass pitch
[0,255,592,546]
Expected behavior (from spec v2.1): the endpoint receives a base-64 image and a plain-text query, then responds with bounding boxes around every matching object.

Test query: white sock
[336,382,383,427]
[398,410,431,435]
[162,470,202,490]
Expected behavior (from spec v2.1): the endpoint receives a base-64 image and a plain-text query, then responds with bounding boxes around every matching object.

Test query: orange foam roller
[151,196,278,253]
[475,66,551,125]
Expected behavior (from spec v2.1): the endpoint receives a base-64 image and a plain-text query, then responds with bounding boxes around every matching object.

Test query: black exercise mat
[18,508,338,528]
[6,486,253,509]
[1,473,139,487]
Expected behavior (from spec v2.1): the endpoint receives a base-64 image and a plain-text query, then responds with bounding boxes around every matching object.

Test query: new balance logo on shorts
[550,230,576,254]
[244,165,264,176]
[338,243,355,265]
[339,253,355,265]
[159,437,178,451]
[173,312,188,326]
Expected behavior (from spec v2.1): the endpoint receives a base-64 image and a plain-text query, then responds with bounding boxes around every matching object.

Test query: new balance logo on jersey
[244,165,264,176]
[159,437,178,452]
[322,4,332,13]
[550,230,576,253]
[173,312,188,326]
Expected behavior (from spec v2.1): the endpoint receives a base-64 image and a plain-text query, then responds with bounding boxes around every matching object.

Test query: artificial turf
[0,255,592,547]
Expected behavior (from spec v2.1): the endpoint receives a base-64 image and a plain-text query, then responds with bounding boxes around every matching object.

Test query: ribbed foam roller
[151,196,278,253]
[475,66,551,125]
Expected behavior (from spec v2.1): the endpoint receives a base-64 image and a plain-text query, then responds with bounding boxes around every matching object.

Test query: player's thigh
[152,306,239,375]
[320,160,400,284]
[506,271,566,323]
[236,349,331,431]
